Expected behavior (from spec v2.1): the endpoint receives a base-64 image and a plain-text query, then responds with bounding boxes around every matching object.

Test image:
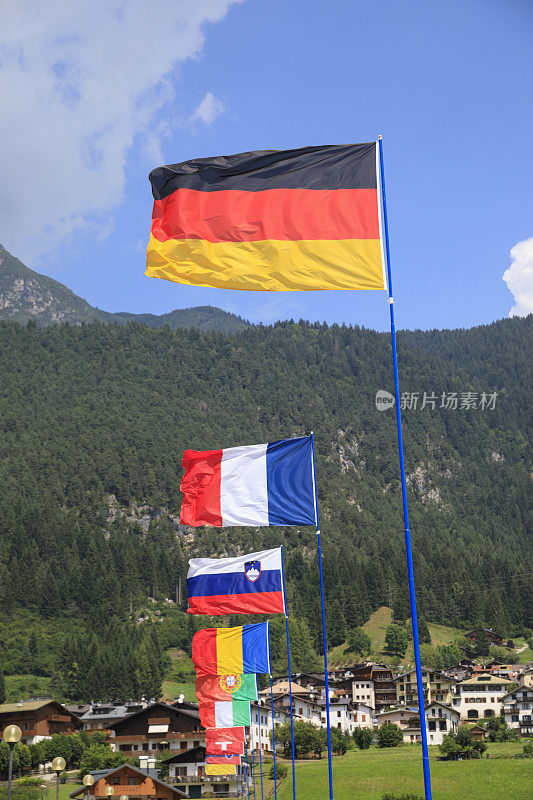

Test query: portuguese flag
[146,142,385,292]
[196,673,258,703]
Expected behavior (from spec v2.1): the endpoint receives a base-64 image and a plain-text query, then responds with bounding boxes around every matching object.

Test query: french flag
[187,548,286,615]
[180,435,317,527]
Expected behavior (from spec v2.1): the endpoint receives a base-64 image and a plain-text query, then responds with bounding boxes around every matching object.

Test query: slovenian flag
[187,548,285,615]
[206,754,241,765]
[180,435,316,527]
[199,698,251,728]
[205,726,246,756]
[192,622,270,676]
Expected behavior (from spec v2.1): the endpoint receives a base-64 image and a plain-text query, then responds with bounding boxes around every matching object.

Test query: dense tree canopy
[0,315,530,693]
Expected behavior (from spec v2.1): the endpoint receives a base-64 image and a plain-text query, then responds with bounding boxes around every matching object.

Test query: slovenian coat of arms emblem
[244,559,261,582]
[220,674,242,694]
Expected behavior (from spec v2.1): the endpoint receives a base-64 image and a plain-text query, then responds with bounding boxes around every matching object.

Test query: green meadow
[252,742,532,800]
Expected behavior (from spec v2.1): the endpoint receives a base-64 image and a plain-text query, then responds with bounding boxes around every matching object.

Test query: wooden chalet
[465,628,504,646]
[108,702,203,758]
[0,699,81,745]
[69,764,186,800]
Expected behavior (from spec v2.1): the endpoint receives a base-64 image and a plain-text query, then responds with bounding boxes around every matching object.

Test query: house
[350,663,396,709]
[442,660,474,682]
[163,746,245,798]
[377,702,459,745]
[453,674,512,721]
[519,666,533,688]
[502,685,533,736]
[352,703,374,729]
[250,699,292,753]
[394,668,456,706]
[351,676,375,708]
[424,702,460,745]
[0,699,81,745]
[80,703,146,732]
[465,628,504,646]
[468,724,488,741]
[69,763,187,800]
[108,702,203,758]
[258,680,311,699]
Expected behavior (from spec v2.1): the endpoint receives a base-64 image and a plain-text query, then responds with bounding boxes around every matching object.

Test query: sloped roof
[108,701,200,731]
[69,764,187,799]
[259,681,310,696]
[0,699,81,721]
[162,746,206,764]
[459,674,512,686]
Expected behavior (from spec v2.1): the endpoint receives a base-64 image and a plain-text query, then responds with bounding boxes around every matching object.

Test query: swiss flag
[205,726,245,756]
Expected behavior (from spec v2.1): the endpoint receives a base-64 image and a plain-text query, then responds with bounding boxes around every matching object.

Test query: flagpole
[257,702,264,800]
[377,134,432,800]
[280,546,297,800]
[244,740,250,800]
[310,432,333,800]
[267,628,278,800]
[250,707,256,800]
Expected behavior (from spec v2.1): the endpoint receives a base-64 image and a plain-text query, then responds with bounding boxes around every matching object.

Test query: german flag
[146,142,385,292]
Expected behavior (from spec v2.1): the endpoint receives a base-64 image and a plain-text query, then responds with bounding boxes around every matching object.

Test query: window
[193,741,199,747]
[428,721,436,731]
[113,778,120,785]
[439,721,447,731]
[180,742,187,750]
[128,778,136,786]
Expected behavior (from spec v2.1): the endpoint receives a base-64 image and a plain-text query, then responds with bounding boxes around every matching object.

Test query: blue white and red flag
[187,548,285,615]
[180,435,316,527]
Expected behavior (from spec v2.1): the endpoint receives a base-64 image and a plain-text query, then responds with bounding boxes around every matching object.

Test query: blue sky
[1,0,532,330]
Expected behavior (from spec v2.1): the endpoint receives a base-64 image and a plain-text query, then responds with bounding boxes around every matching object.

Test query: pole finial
[378,134,383,140]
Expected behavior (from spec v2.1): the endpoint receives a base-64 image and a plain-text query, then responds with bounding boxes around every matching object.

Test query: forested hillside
[0,315,531,699]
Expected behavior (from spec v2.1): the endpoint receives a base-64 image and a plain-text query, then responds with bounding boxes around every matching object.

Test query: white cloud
[502,236,533,317]
[0,0,241,259]
[190,91,226,125]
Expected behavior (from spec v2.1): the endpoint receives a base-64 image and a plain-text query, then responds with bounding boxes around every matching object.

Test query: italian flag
[199,698,251,728]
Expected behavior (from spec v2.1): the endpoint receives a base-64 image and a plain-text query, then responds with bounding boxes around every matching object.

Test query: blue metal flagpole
[244,741,250,800]
[280,545,297,800]
[267,626,278,800]
[310,432,333,800]
[377,135,432,800]
[258,703,264,800]
[250,706,256,800]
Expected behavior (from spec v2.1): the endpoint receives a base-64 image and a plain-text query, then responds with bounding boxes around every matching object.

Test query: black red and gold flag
[146,142,385,292]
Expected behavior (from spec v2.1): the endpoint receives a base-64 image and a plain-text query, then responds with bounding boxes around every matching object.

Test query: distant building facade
[453,674,511,721]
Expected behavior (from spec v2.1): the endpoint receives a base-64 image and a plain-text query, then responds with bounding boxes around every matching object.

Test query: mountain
[0,243,249,333]
[0,246,531,698]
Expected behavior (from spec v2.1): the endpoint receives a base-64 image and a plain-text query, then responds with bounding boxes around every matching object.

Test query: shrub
[382,794,424,800]
[14,781,41,788]
[523,741,533,758]
[377,722,403,748]
[268,763,288,780]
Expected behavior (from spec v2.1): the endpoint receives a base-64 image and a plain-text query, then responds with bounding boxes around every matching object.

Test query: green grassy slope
[329,607,466,668]
[254,742,531,800]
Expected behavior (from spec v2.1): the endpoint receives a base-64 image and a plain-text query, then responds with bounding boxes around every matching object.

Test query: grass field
[252,742,533,800]
[513,637,533,664]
